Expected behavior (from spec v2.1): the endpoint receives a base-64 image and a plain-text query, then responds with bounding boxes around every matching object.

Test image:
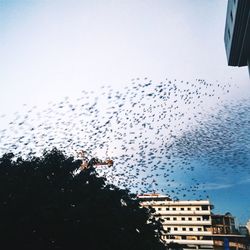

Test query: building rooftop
[138,194,212,206]
[138,193,172,201]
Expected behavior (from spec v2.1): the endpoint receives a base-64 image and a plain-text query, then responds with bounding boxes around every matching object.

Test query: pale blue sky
[0,0,249,115]
[0,0,250,224]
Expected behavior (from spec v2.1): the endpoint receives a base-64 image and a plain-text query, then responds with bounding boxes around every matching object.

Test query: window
[204,226,211,232]
[181,217,185,221]
[166,217,170,220]
[182,228,186,231]
[173,217,177,221]
[198,228,202,231]
[166,207,169,211]
[197,218,201,221]
[196,207,200,211]
[172,208,176,211]
[174,228,178,231]
[201,205,208,211]
[187,236,196,240]
[203,215,209,221]
[188,217,192,221]
[181,207,184,211]
[187,208,191,211]
[167,227,171,231]
[189,228,193,231]
[158,208,162,211]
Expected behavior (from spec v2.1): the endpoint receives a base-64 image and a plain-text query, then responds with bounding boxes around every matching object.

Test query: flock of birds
[1,77,250,200]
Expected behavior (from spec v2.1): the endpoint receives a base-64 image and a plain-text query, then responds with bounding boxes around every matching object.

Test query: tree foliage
[0,149,165,250]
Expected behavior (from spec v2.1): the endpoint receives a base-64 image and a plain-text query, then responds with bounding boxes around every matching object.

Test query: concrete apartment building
[212,214,249,250]
[224,0,250,74]
[212,213,237,235]
[138,194,250,250]
[138,194,214,250]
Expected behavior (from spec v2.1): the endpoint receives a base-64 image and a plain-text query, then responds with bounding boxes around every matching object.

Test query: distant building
[212,213,237,235]
[247,220,250,235]
[224,0,250,74]
[212,213,249,250]
[138,194,214,250]
[239,226,249,236]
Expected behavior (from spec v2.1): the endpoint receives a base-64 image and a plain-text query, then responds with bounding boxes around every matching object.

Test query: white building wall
[139,194,214,250]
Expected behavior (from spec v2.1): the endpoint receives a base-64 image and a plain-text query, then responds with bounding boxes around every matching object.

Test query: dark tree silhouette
[167,242,183,250]
[0,149,165,250]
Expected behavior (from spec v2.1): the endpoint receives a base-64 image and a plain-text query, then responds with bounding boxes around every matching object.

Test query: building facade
[212,214,249,250]
[224,0,250,74]
[239,226,249,236]
[246,220,250,235]
[212,213,237,235]
[139,194,250,250]
[138,194,214,250]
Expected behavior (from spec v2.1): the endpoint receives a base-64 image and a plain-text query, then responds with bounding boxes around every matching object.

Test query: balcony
[162,220,211,226]
[155,210,211,216]
[165,239,214,246]
[163,231,212,236]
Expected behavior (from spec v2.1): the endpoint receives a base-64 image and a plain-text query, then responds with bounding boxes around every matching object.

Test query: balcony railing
[164,239,214,246]
[162,220,211,225]
[163,231,213,236]
[155,210,211,215]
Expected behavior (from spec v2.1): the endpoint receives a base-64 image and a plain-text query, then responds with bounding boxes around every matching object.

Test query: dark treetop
[0,149,166,250]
